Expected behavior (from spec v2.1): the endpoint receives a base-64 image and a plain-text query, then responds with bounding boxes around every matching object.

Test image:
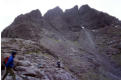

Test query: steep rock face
[1,10,43,41]
[1,4,121,80]
[2,5,121,40]
[94,26,121,68]
[13,9,42,24]
[44,6,81,41]
[78,5,121,29]
[64,5,81,30]
[44,7,63,19]
[44,7,68,33]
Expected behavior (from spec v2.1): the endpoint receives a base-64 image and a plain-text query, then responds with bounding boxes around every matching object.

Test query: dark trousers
[2,67,16,80]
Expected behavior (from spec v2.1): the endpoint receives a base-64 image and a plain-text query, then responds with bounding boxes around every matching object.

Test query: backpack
[3,56,9,65]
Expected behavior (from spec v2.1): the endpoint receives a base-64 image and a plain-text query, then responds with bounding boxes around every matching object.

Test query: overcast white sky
[0,0,121,32]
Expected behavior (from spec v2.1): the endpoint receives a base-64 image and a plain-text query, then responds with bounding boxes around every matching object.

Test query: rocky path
[1,38,77,80]
[2,51,77,80]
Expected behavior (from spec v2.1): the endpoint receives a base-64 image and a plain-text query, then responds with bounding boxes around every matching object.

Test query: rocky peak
[1,9,43,40]
[65,5,78,14]
[64,5,79,19]
[63,5,81,29]
[28,9,42,18]
[79,4,91,11]
[13,9,42,25]
[78,5,121,29]
[44,6,63,18]
[2,5,121,40]
[79,4,97,15]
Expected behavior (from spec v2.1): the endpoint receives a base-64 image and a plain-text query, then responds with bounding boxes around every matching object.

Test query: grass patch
[111,53,121,66]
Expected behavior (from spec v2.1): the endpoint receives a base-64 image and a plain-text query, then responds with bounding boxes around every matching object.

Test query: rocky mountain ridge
[1,4,121,80]
[2,5,121,40]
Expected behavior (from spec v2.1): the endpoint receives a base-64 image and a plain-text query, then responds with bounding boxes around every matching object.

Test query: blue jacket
[5,55,14,68]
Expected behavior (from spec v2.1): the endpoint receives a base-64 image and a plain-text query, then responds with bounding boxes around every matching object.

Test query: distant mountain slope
[2,5,121,40]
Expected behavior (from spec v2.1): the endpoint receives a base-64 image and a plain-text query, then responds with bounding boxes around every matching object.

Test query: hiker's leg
[9,68,16,80]
[58,64,61,68]
[2,67,8,80]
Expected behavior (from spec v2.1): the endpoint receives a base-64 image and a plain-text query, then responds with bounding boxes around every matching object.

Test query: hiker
[57,59,61,68]
[2,51,17,80]
[56,59,65,69]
